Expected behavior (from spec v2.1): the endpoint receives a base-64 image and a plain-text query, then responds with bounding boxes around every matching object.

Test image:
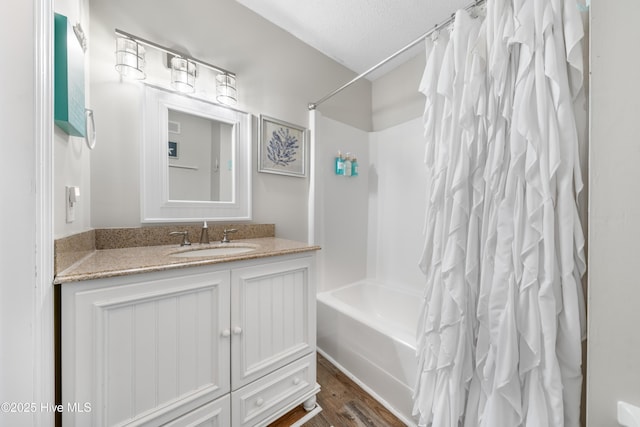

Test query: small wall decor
[168,141,179,158]
[54,13,86,137]
[259,115,306,177]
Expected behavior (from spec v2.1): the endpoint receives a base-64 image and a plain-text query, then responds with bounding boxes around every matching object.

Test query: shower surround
[312,113,426,424]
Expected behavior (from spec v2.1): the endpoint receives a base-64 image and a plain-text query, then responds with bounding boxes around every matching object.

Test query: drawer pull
[233,326,243,335]
[293,377,301,385]
[256,398,264,407]
[221,329,231,337]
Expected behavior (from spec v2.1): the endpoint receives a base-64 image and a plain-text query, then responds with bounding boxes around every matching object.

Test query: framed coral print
[258,115,306,177]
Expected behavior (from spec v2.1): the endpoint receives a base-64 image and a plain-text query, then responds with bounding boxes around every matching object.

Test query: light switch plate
[66,186,77,223]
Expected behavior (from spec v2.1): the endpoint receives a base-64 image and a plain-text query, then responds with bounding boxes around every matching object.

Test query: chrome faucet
[221,228,238,243]
[169,231,191,246]
[199,221,210,244]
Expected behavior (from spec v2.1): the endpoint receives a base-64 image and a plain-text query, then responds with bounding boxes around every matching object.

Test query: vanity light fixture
[115,36,146,79]
[216,73,237,105]
[170,56,197,93]
[114,29,237,104]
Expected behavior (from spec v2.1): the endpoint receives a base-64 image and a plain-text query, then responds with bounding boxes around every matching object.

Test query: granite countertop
[54,237,320,284]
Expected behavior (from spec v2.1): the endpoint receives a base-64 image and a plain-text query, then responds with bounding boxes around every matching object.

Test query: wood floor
[270,353,406,427]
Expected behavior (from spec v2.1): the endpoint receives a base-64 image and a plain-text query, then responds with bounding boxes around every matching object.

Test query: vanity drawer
[164,395,230,427]
[231,354,316,427]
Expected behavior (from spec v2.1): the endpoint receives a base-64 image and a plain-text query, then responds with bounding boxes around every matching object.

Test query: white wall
[219,124,233,201]
[88,0,371,241]
[0,2,38,425]
[368,118,428,292]
[54,0,92,239]
[313,113,370,292]
[587,1,640,425]
[314,114,429,294]
[167,110,214,201]
[0,1,54,426]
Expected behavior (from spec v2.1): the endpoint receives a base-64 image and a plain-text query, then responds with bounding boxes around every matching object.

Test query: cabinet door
[61,270,231,427]
[231,256,316,389]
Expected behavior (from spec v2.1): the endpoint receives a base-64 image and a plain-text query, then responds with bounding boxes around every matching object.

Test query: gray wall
[587,1,640,424]
[167,110,215,201]
[372,53,425,131]
[62,0,372,242]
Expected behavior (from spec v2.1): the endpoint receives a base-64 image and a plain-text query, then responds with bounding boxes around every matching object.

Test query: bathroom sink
[170,244,258,258]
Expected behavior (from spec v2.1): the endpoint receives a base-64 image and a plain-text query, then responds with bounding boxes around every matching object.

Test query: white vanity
[56,237,319,426]
[53,74,320,425]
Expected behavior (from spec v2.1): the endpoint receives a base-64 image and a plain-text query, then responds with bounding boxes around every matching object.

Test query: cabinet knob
[221,329,231,337]
[256,398,264,407]
[233,326,243,335]
[293,377,301,385]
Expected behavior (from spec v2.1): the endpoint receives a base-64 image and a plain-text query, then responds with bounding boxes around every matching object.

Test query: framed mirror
[141,85,252,222]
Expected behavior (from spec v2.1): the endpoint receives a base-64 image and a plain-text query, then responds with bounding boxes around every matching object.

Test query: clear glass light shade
[171,57,197,93]
[216,74,237,105]
[115,37,146,79]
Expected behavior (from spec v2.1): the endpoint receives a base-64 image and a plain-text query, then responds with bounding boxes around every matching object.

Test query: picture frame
[258,115,306,177]
[168,141,179,159]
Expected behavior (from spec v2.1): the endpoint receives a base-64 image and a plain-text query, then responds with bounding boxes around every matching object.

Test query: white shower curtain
[414,0,586,426]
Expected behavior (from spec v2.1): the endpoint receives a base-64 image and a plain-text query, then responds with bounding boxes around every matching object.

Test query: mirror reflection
[141,85,251,222]
[167,109,234,202]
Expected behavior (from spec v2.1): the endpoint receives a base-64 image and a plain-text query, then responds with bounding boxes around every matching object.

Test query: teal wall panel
[54,13,86,137]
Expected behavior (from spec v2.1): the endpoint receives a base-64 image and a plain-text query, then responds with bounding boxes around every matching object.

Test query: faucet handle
[221,228,238,243]
[169,231,191,246]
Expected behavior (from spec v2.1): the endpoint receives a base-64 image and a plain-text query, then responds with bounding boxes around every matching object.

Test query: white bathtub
[317,280,419,426]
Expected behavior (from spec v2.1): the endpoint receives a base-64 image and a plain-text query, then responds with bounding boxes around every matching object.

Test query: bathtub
[317,280,420,426]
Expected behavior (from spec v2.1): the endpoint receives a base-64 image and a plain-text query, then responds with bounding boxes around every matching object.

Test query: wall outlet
[66,186,80,223]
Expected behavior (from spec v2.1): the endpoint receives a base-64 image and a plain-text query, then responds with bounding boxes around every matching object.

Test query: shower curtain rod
[307,0,485,111]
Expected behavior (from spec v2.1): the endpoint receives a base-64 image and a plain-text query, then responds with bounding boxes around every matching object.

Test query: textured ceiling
[234,0,472,80]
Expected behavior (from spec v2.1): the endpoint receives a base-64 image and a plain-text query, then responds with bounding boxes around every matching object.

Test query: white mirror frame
[142,85,252,222]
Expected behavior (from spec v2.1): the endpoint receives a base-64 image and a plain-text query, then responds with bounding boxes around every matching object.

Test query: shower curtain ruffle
[414,0,586,426]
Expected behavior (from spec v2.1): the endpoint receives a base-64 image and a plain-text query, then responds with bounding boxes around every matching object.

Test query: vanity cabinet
[60,253,318,426]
